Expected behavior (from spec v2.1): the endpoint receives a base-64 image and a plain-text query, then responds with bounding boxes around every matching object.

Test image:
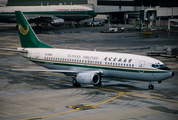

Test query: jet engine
[50,18,65,27]
[76,72,100,85]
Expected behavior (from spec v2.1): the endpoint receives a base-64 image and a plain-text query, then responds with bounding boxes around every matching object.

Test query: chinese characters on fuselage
[104,57,132,63]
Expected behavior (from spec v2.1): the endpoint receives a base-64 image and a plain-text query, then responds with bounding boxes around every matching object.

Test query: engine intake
[76,72,100,85]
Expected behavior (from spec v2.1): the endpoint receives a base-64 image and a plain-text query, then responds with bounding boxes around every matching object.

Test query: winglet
[15,11,53,48]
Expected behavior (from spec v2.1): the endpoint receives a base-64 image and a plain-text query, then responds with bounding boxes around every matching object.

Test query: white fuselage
[18,48,173,82]
[0,5,92,12]
[0,5,96,23]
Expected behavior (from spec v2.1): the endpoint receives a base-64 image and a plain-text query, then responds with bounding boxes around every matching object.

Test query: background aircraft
[0,0,97,27]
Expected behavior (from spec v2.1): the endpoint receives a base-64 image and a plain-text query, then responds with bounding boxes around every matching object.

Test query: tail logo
[18,24,29,35]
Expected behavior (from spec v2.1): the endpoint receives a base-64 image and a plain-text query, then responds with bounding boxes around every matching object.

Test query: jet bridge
[168,19,178,31]
[140,8,157,34]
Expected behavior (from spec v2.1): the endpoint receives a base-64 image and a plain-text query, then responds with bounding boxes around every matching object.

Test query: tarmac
[0,23,178,120]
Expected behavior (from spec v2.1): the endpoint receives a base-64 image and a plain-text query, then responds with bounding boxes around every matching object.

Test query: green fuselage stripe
[30,59,172,74]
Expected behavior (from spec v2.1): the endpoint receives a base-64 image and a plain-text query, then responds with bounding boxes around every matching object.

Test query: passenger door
[139,60,145,73]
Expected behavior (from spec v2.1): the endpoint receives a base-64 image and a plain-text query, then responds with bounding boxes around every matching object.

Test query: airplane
[0,0,97,27]
[0,11,174,90]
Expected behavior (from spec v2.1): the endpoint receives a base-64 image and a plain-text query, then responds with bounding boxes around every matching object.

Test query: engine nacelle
[50,18,65,27]
[76,72,100,85]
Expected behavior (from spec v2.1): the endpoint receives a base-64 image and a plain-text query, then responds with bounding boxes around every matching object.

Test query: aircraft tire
[72,79,81,87]
[148,84,154,90]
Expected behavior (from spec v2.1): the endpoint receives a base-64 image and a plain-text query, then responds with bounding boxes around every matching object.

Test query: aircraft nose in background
[172,71,175,77]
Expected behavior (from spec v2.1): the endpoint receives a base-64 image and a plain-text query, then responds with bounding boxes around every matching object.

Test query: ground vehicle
[109,25,124,32]
[171,23,178,28]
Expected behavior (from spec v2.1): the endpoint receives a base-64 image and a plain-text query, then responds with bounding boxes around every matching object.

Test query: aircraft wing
[0,48,28,53]
[3,68,103,76]
[5,69,76,73]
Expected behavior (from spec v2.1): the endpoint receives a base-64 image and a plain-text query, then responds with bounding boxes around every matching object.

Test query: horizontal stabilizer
[0,48,28,53]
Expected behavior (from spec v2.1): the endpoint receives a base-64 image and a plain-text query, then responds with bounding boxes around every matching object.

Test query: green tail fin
[15,11,53,48]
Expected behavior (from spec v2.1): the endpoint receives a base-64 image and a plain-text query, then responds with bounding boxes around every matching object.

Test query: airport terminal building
[88,0,178,29]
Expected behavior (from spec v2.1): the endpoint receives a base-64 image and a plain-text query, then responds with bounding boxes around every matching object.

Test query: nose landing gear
[148,83,154,90]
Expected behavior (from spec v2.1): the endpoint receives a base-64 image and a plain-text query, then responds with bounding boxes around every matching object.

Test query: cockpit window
[152,64,164,68]
[152,64,171,70]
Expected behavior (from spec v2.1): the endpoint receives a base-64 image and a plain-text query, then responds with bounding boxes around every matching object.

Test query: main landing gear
[148,83,154,90]
[75,21,79,27]
[72,76,81,87]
